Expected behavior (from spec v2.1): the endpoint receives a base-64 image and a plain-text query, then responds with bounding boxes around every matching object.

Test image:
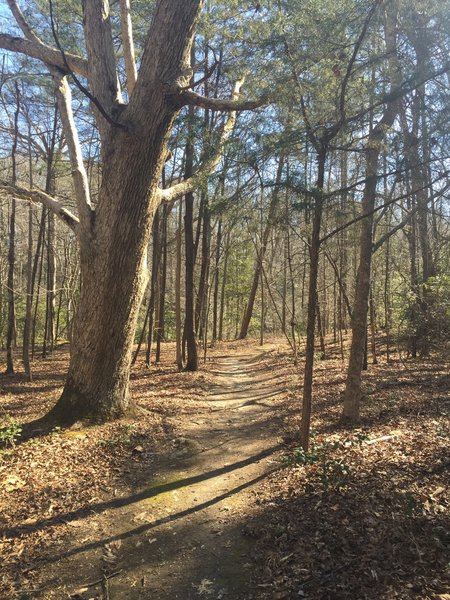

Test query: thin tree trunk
[183,64,199,371]
[369,285,377,364]
[300,147,326,450]
[343,145,386,418]
[32,104,58,359]
[6,84,20,375]
[43,210,56,357]
[218,232,230,341]
[342,2,401,421]
[145,209,161,367]
[175,198,183,370]
[316,302,326,360]
[239,155,284,338]
[195,191,210,341]
[23,127,34,381]
[156,203,169,363]
[212,215,222,342]
[32,216,45,359]
[6,198,16,375]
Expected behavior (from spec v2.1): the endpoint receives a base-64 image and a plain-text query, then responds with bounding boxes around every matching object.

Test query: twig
[85,569,122,589]
[101,572,110,600]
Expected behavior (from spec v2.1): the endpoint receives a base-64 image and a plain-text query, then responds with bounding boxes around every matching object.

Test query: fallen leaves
[0,340,448,599]
[2,474,26,491]
[246,347,450,600]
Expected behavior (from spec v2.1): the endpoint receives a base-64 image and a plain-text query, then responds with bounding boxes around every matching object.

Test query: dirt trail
[38,348,286,599]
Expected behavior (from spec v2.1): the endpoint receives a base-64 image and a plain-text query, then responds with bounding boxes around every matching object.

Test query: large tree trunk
[3,0,254,428]
[41,1,203,424]
[46,119,171,424]
[47,239,149,423]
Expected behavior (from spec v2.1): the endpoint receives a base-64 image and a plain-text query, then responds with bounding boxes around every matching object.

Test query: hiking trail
[36,347,287,599]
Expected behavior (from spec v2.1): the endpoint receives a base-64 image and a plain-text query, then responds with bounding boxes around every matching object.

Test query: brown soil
[1,342,290,599]
[1,338,449,600]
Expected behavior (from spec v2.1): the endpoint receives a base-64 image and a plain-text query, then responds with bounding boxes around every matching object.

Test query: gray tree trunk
[342,2,401,421]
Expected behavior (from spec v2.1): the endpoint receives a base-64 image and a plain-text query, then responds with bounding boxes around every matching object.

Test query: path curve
[38,349,285,599]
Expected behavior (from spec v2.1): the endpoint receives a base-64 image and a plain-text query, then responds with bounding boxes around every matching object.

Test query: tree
[5,83,20,375]
[0,0,261,426]
[277,0,382,450]
[238,152,285,339]
[342,0,447,421]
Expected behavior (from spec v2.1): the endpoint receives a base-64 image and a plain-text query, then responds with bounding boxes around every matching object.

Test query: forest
[0,0,449,598]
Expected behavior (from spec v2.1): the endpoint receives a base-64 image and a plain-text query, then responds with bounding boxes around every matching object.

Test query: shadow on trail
[2,444,283,539]
[37,467,279,568]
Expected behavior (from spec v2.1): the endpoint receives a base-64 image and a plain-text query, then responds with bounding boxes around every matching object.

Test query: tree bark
[6,198,16,376]
[43,210,56,357]
[156,204,169,363]
[145,209,162,367]
[211,216,222,342]
[183,77,199,371]
[175,198,183,370]
[2,0,259,427]
[195,191,211,342]
[5,84,20,375]
[342,1,401,421]
[300,148,325,450]
[218,232,230,341]
[43,0,204,424]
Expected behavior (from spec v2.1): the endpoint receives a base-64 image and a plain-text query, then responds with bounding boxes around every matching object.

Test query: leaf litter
[0,337,448,599]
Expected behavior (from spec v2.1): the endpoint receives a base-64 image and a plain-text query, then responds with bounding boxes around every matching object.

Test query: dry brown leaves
[0,343,211,598]
[246,341,449,600]
[0,338,449,599]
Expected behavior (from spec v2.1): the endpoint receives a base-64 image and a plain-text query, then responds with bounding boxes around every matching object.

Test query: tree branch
[124,0,201,123]
[48,0,124,133]
[372,181,450,252]
[81,0,123,119]
[52,71,94,239]
[319,173,447,245]
[337,0,382,127]
[0,181,79,232]
[159,79,244,204]
[6,0,42,44]
[0,33,87,76]
[178,88,267,111]
[119,0,137,96]
[179,57,219,91]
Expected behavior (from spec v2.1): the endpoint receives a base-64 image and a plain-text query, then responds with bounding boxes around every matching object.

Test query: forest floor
[0,337,449,600]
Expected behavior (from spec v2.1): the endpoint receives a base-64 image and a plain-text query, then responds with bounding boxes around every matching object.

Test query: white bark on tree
[52,73,93,242]
[0,182,79,232]
[119,0,137,95]
[1,0,261,426]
